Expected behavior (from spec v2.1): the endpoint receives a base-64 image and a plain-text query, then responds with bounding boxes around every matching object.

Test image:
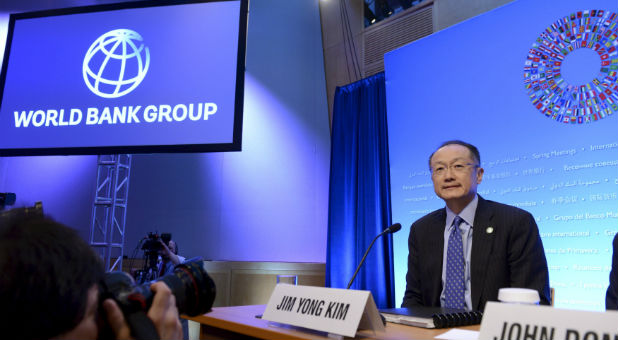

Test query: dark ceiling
[0,0,138,14]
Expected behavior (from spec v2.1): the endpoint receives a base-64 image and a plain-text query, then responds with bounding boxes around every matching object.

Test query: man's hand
[147,282,183,340]
[102,299,132,339]
[102,282,182,340]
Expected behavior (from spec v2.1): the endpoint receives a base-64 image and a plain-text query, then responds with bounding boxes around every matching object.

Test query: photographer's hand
[102,283,182,340]
[147,282,183,340]
[102,298,133,339]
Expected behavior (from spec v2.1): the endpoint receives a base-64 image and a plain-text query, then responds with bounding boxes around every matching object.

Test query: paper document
[434,329,479,340]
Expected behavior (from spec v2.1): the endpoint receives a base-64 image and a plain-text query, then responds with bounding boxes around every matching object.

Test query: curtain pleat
[326,72,395,308]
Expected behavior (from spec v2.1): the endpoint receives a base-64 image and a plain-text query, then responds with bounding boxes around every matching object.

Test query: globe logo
[83,29,150,98]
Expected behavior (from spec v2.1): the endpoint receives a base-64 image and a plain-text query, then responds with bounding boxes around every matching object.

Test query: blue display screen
[0,0,247,155]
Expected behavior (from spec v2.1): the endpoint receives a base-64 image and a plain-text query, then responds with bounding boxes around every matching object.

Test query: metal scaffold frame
[89,154,132,272]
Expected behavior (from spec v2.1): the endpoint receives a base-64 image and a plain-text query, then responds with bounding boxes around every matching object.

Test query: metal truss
[89,154,132,272]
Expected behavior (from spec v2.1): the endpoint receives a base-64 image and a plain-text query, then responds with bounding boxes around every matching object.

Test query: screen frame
[0,0,248,156]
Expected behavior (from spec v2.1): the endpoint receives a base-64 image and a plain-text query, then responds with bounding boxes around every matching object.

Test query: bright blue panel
[386,0,618,310]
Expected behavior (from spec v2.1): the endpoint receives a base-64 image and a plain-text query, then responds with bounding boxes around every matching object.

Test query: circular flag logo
[83,29,150,98]
[524,10,618,124]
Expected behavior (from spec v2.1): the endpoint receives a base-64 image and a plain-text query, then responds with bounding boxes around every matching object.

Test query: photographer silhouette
[0,208,182,340]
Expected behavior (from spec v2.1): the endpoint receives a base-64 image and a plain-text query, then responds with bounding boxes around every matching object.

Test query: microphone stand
[346,231,386,289]
[346,223,401,289]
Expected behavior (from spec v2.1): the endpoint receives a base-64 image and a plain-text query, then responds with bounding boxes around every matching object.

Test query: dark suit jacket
[401,196,551,311]
[606,233,618,310]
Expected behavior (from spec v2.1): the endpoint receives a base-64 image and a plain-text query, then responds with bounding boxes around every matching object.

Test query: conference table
[184,304,480,339]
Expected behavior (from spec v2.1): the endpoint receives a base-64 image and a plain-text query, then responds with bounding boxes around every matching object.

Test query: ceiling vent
[363,3,434,77]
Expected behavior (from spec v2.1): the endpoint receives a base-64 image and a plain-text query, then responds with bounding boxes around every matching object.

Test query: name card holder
[262,284,385,338]
[479,302,618,340]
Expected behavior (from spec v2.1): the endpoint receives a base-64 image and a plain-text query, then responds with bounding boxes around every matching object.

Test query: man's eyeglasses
[431,162,478,177]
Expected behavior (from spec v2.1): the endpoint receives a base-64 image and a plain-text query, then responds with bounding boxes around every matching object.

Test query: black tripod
[134,249,159,284]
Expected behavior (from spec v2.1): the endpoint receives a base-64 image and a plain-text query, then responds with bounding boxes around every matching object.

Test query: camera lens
[156,261,216,316]
[102,260,216,317]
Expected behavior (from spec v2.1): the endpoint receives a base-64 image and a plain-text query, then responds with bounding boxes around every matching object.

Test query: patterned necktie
[445,216,465,309]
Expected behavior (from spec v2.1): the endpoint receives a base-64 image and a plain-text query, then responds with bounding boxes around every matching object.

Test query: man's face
[53,285,99,340]
[168,240,177,254]
[160,240,176,260]
[430,144,483,205]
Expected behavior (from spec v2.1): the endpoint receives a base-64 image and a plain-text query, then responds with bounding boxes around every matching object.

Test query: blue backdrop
[385,0,618,310]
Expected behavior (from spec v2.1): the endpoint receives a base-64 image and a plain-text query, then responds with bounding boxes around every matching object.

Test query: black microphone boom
[346,223,402,289]
[385,223,401,234]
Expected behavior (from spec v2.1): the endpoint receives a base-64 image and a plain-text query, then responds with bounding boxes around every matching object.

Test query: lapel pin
[486,227,494,234]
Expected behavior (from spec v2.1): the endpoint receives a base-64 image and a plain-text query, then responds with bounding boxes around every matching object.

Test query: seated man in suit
[402,140,551,311]
[606,233,618,310]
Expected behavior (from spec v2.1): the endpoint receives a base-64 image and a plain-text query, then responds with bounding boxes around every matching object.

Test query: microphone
[384,223,401,234]
[346,223,402,289]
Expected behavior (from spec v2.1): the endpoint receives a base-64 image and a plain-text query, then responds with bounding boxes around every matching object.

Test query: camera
[102,260,216,316]
[100,260,216,337]
[141,232,171,253]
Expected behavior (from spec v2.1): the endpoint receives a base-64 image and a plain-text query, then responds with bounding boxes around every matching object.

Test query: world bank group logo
[83,29,150,98]
[524,10,618,124]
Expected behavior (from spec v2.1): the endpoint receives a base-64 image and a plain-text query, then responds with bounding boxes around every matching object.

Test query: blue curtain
[326,72,395,308]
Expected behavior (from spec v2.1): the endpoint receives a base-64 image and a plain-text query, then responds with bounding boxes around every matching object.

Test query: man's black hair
[428,140,481,169]
[0,209,104,339]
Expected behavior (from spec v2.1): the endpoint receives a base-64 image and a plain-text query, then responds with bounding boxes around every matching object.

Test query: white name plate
[480,302,618,340]
[262,284,385,337]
